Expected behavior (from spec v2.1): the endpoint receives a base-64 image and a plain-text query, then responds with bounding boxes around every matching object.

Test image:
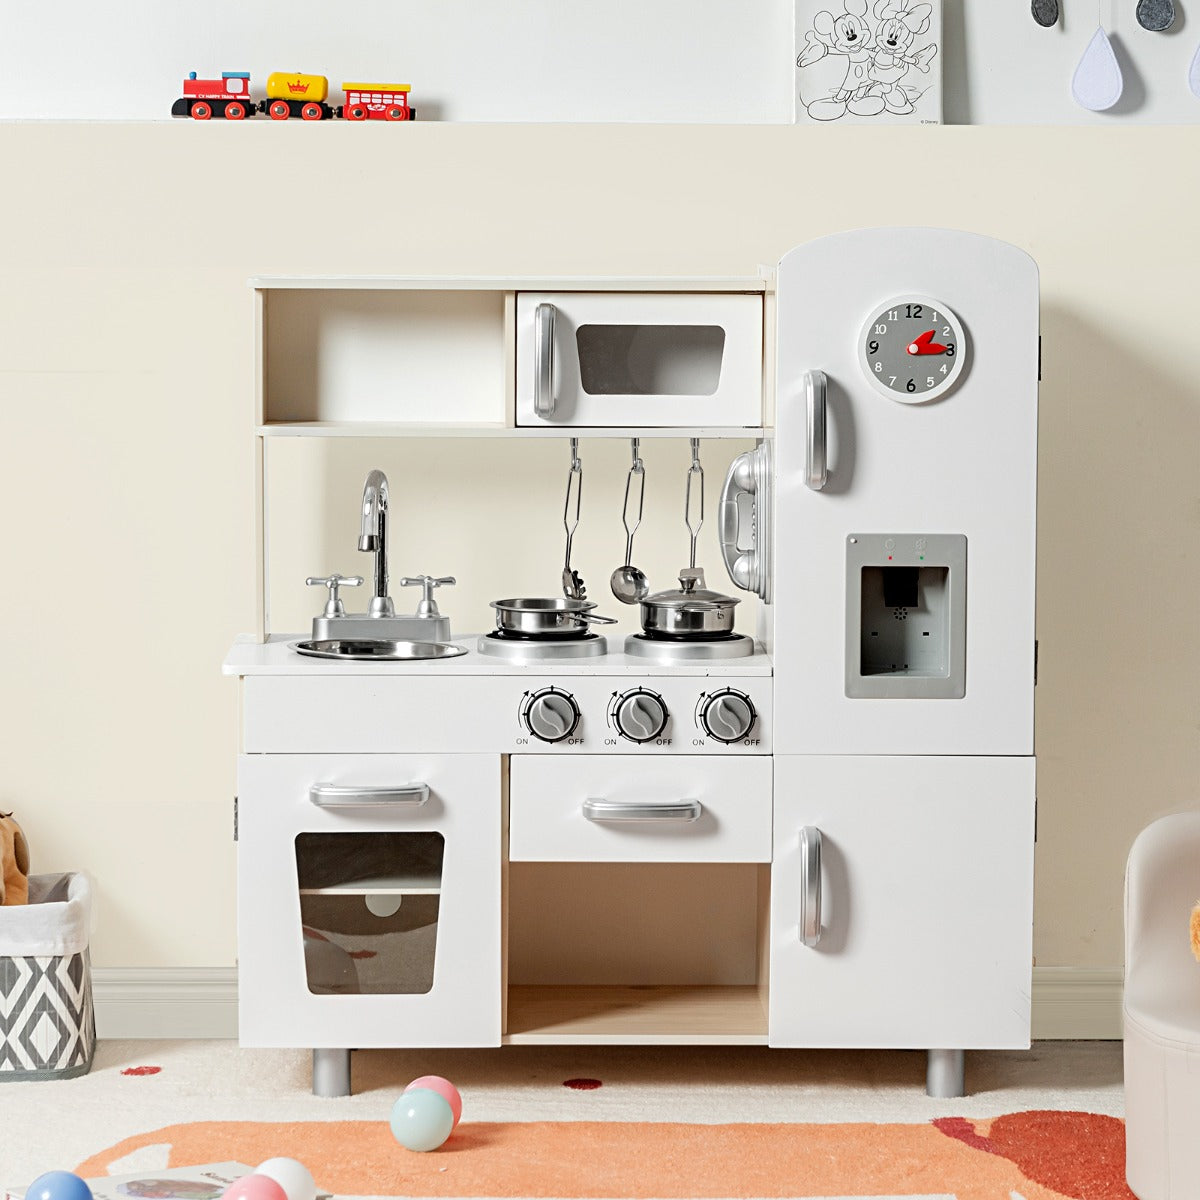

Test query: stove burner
[485,630,601,643]
[637,628,740,643]
[478,632,609,661]
[623,632,755,663]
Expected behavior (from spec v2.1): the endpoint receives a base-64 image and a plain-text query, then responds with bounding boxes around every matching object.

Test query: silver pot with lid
[638,567,740,640]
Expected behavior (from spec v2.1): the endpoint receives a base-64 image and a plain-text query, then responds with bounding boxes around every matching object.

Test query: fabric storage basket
[0,873,95,1080]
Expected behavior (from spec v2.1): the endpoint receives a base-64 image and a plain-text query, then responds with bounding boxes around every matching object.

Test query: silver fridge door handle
[534,303,558,419]
[805,370,828,491]
[309,783,431,809]
[799,825,823,947]
[582,798,702,823]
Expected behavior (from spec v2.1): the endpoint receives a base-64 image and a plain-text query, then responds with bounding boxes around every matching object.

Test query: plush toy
[1,810,30,906]
[1192,902,1200,963]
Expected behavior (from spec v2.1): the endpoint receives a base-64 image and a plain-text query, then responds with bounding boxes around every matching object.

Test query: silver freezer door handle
[800,825,823,947]
[534,302,558,419]
[805,370,828,491]
[310,783,431,809]
[582,798,702,823]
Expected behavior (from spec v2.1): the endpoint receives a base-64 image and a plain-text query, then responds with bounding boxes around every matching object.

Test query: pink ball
[222,1177,289,1200]
[405,1074,462,1128]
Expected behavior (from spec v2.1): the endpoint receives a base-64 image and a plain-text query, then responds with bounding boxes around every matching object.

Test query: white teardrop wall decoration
[1072,3,1125,111]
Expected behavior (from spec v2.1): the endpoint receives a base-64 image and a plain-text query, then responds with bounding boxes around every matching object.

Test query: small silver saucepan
[491,597,618,638]
[638,569,740,640]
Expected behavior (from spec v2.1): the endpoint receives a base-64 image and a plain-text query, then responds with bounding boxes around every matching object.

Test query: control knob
[698,689,757,743]
[611,688,668,743]
[522,688,580,743]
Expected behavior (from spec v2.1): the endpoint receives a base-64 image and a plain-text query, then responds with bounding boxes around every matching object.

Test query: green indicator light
[919,556,925,560]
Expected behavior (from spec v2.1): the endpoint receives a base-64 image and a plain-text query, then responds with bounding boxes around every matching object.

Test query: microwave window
[575,324,726,396]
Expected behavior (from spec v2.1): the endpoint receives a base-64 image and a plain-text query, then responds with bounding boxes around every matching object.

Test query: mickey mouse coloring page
[794,0,942,124]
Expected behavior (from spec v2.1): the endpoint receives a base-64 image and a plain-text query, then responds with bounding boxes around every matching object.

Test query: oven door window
[295,831,444,996]
[575,324,726,396]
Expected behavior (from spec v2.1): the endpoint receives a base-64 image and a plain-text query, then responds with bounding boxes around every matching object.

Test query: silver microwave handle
[805,370,828,491]
[534,303,558,419]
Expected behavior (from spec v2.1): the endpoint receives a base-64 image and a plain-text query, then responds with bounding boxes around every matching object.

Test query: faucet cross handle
[399,575,457,618]
[306,573,364,618]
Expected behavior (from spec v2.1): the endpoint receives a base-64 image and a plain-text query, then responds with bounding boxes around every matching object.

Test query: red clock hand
[907,329,948,356]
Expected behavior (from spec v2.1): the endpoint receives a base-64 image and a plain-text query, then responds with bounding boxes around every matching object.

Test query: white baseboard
[93,965,1125,1042]
[1030,966,1124,1040]
[93,968,240,1039]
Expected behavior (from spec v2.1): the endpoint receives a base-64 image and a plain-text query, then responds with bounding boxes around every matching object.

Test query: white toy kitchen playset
[224,227,1038,1100]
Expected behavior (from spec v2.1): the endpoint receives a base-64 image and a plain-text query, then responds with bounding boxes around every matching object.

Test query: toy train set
[171,72,416,121]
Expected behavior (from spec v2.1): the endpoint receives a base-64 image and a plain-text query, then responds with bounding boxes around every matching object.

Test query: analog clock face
[859,297,967,403]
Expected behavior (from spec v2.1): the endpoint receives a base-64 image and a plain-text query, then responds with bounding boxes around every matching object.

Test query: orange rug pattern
[75,1111,1135,1199]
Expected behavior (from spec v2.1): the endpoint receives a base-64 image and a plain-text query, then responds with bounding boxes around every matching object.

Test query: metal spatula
[562,438,586,601]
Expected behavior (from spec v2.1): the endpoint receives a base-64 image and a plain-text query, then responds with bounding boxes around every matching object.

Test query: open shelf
[504,985,768,1044]
[258,421,766,439]
[299,867,441,897]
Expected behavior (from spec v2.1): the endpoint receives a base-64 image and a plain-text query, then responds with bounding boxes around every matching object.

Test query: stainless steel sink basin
[292,639,468,662]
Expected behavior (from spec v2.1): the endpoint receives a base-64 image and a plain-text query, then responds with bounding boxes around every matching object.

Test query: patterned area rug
[74,1111,1135,1199]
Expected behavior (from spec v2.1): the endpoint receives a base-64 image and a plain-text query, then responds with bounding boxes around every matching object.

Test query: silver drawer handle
[582,798,702,823]
[310,783,430,809]
[800,825,822,947]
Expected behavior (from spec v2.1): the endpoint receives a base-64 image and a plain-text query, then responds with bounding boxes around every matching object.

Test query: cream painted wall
[2,123,1197,984]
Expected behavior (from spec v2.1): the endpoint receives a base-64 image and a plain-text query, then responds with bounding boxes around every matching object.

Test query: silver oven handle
[805,370,828,491]
[799,825,823,947]
[534,302,558,419]
[582,798,702,823]
[310,783,430,809]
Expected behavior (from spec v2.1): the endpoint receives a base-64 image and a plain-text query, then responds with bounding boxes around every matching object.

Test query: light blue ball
[25,1174,93,1200]
[390,1086,455,1151]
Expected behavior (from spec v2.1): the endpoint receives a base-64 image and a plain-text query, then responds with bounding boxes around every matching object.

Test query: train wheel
[225,101,247,120]
[385,105,406,121]
[301,102,323,121]
[191,101,212,120]
[346,104,367,121]
[269,100,290,121]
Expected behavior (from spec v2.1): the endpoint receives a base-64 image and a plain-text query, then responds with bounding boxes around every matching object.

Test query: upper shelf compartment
[258,286,509,429]
[253,276,768,437]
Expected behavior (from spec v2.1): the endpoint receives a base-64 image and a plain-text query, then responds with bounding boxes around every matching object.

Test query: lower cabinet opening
[504,861,770,1043]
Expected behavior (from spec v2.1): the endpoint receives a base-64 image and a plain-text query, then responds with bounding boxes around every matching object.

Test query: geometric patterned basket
[0,873,96,1081]
[0,947,96,1080]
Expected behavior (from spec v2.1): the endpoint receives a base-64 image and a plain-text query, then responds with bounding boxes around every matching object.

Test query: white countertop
[223,634,774,678]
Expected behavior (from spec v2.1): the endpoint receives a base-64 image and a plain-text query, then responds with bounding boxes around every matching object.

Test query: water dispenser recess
[845,534,967,699]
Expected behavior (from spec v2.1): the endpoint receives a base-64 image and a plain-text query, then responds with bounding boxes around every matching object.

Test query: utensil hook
[685,437,704,570]
[563,437,583,570]
[622,438,646,567]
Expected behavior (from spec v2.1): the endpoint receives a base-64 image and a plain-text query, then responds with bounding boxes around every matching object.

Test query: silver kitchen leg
[312,1048,352,1097]
[925,1048,965,1098]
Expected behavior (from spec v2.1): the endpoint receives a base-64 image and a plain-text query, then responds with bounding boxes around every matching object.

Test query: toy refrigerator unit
[766,228,1038,1096]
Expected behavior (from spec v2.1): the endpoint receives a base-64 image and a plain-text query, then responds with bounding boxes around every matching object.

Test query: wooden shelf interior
[262,288,509,426]
[505,985,767,1044]
[505,862,770,1043]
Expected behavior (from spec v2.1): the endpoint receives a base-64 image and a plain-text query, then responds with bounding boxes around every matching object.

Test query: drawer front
[516,292,763,427]
[509,755,771,863]
[237,753,501,1048]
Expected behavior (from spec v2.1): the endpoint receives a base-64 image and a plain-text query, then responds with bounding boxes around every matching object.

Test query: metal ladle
[610,439,649,604]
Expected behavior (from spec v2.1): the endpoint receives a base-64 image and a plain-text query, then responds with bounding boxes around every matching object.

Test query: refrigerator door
[769,754,1035,1050]
[773,229,1038,756]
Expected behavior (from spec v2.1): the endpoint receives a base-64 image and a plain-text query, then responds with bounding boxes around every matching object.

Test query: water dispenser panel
[845,534,967,699]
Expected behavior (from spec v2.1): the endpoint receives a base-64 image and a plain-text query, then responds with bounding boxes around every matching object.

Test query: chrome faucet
[358,469,395,617]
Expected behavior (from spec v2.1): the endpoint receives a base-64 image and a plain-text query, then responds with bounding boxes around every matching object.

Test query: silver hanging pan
[491,597,617,638]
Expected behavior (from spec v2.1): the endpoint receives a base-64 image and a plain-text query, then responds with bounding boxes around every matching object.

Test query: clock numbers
[859,296,966,404]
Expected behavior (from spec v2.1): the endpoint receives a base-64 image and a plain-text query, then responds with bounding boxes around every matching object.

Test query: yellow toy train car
[264,72,332,121]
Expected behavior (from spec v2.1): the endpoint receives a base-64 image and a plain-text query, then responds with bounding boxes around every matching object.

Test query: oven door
[516,292,763,427]
[237,753,501,1048]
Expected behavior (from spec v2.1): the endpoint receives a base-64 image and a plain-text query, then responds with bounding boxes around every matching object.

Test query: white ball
[254,1159,316,1200]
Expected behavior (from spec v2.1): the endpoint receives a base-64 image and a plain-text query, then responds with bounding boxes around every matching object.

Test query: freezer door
[769,755,1035,1049]
[773,229,1038,756]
